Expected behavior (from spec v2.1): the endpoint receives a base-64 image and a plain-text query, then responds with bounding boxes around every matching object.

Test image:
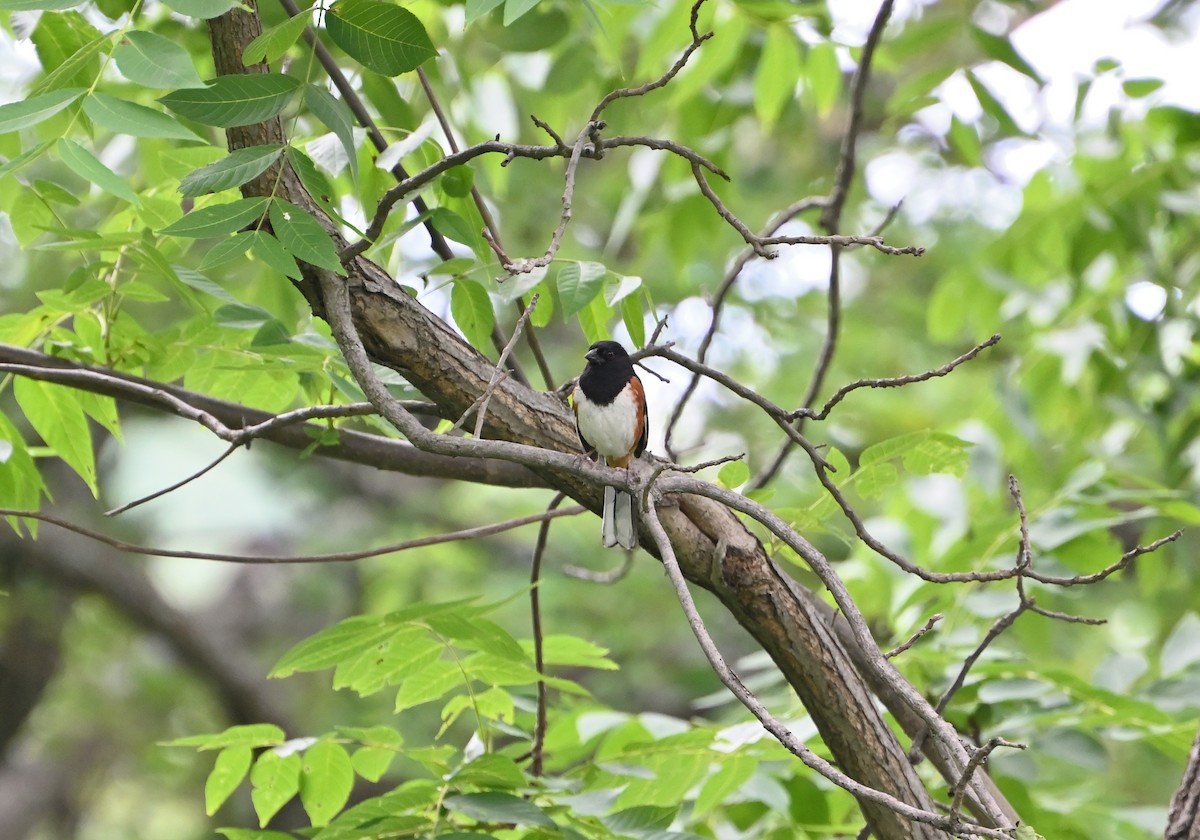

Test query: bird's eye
[605,351,614,358]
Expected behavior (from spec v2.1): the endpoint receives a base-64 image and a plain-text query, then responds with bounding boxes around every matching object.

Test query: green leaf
[304,85,358,182]
[250,751,301,827]
[450,278,495,352]
[967,70,1026,136]
[0,88,84,134]
[350,746,396,782]
[114,31,206,89]
[0,410,48,520]
[576,294,610,344]
[902,432,971,477]
[394,659,462,712]
[249,230,302,279]
[162,0,240,18]
[855,462,898,499]
[1123,78,1164,99]
[443,792,555,828]
[215,302,274,329]
[754,25,800,129]
[196,232,256,271]
[971,27,1044,85]
[601,805,677,834]
[717,460,749,489]
[160,74,302,128]
[271,614,392,678]
[440,165,473,198]
[0,0,81,9]
[83,93,203,141]
[178,145,284,197]
[269,198,346,275]
[860,431,927,466]
[160,197,270,238]
[451,754,525,790]
[13,377,96,495]
[465,0,503,25]
[56,139,140,205]
[299,740,354,827]
[947,114,982,166]
[503,0,539,26]
[557,261,606,316]
[217,830,295,840]
[164,724,286,750]
[694,756,756,815]
[206,746,252,815]
[429,207,481,251]
[245,11,313,65]
[332,626,441,695]
[621,294,645,348]
[325,0,436,77]
[32,11,101,86]
[807,41,841,118]
[532,635,618,670]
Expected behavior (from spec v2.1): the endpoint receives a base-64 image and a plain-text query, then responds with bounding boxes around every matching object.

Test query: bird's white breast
[575,385,639,460]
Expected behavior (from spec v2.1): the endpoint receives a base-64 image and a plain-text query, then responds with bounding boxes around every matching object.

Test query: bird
[573,340,648,549]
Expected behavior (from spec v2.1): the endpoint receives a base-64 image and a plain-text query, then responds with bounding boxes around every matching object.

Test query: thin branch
[105,441,240,516]
[473,295,538,439]
[664,196,825,458]
[589,0,714,123]
[821,0,897,231]
[641,500,1008,840]
[527,492,566,776]
[798,335,1002,421]
[756,0,900,489]
[562,553,633,583]
[886,614,943,659]
[504,122,599,275]
[948,739,1025,827]
[0,506,585,564]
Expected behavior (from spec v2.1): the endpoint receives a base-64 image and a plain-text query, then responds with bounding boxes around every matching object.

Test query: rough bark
[203,5,1014,836]
[1167,723,1200,840]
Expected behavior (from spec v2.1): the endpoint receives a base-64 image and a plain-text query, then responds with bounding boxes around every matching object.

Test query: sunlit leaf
[84,93,204,140]
[450,278,494,352]
[205,746,252,815]
[114,31,206,89]
[299,740,354,826]
[178,145,284,197]
[160,74,301,128]
[325,0,436,76]
[0,88,85,134]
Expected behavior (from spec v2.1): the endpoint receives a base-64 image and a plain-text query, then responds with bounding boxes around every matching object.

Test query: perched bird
[573,340,648,549]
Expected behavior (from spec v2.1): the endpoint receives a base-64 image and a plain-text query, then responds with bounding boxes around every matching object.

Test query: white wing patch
[575,386,639,460]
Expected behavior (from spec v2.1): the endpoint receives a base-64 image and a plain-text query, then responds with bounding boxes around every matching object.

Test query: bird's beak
[585,348,602,363]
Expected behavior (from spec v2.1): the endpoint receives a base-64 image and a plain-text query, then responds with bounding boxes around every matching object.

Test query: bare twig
[948,739,1025,826]
[664,196,825,458]
[754,0,899,489]
[504,122,600,275]
[562,553,634,583]
[105,442,239,516]
[527,492,566,776]
[0,506,586,564]
[472,295,539,439]
[797,335,1002,421]
[590,0,714,123]
[886,614,943,659]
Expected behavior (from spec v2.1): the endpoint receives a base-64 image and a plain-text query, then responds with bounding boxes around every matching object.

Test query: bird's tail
[602,485,638,550]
